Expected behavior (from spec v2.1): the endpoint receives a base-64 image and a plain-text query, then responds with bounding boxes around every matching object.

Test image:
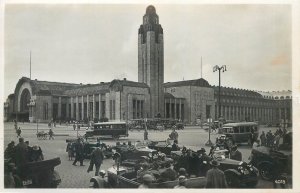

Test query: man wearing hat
[29,145,44,162]
[15,137,28,167]
[229,145,242,161]
[87,143,104,176]
[174,175,187,189]
[198,148,212,176]
[206,160,227,188]
[138,174,153,188]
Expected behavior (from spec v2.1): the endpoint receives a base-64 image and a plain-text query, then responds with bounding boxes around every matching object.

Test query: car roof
[94,122,127,125]
[223,122,258,127]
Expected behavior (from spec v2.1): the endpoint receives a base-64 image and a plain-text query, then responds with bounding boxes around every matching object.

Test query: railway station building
[4,5,292,126]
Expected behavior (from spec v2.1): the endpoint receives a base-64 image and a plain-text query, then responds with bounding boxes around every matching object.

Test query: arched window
[20,89,31,112]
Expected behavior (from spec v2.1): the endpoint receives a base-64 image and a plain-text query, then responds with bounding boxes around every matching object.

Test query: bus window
[233,127,239,133]
[245,126,250,132]
[253,126,258,132]
[240,127,245,133]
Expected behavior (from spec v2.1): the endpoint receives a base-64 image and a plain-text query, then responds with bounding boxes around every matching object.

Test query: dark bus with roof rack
[85,122,128,140]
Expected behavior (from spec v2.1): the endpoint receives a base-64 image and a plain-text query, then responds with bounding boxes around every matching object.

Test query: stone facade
[164,78,215,124]
[138,5,164,118]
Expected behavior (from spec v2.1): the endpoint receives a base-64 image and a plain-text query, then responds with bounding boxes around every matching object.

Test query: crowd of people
[259,127,288,148]
[5,138,44,167]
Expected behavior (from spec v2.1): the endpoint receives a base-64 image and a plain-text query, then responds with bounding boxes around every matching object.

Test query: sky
[4,4,291,97]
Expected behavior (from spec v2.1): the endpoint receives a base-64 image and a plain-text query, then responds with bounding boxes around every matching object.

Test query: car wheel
[89,179,99,188]
[225,171,240,188]
[259,163,274,181]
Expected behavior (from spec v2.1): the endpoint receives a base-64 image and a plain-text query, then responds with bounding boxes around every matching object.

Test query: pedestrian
[266,130,272,147]
[14,121,18,130]
[260,131,266,146]
[229,145,242,161]
[170,128,179,141]
[249,130,255,146]
[206,160,227,188]
[4,141,16,163]
[49,129,54,140]
[29,144,44,162]
[16,127,21,138]
[66,142,73,160]
[198,148,212,176]
[282,127,287,136]
[15,138,29,167]
[73,123,76,130]
[87,143,104,176]
[138,174,153,188]
[73,139,84,166]
[278,127,283,136]
[144,129,148,140]
[274,134,281,149]
[252,140,260,149]
[171,140,180,151]
[174,175,187,189]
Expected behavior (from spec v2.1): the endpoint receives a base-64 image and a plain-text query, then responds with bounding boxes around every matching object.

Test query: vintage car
[90,150,206,188]
[250,132,292,182]
[147,140,180,155]
[66,138,113,159]
[171,149,259,188]
[5,157,61,188]
[113,141,158,162]
[175,122,184,130]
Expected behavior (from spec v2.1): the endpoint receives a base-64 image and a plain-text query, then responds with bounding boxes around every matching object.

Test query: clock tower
[138,5,164,118]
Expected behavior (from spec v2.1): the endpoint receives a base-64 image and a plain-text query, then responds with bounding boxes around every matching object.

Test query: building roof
[163,78,211,88]
[110,79,149,89]
[212,86,262,98]
[31,79,81,95]
[63,83,110,96]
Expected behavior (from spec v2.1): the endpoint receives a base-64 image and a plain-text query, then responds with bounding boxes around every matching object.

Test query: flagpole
[201,56,202,78]
[30,51,32,79]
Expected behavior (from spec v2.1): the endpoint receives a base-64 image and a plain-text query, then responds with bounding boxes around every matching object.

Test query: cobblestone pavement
[4,122,287,188]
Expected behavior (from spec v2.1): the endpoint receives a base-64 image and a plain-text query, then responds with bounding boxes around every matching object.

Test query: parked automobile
[147,140,181,155]
[175,122,184,130]
[171,149,259,188]
[89,151,206,188]
[250,132,292,182]
[113,141,157,162]
[4,157,61,188]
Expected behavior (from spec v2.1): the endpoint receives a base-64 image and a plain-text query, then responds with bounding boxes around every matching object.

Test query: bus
[85,122,128,139]
[222,122,259,145]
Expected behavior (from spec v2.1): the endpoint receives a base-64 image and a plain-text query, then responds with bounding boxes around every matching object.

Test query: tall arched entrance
[19,88,31,121]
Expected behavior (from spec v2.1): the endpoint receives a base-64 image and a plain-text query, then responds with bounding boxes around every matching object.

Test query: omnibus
[85,122,128,139]
[222,122,259,145]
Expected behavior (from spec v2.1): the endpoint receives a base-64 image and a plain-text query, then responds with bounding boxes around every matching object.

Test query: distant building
[4,5,292,126]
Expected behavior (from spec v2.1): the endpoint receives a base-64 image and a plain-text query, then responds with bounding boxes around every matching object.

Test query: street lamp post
[205,117,213,146]
[213,65,227,119]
